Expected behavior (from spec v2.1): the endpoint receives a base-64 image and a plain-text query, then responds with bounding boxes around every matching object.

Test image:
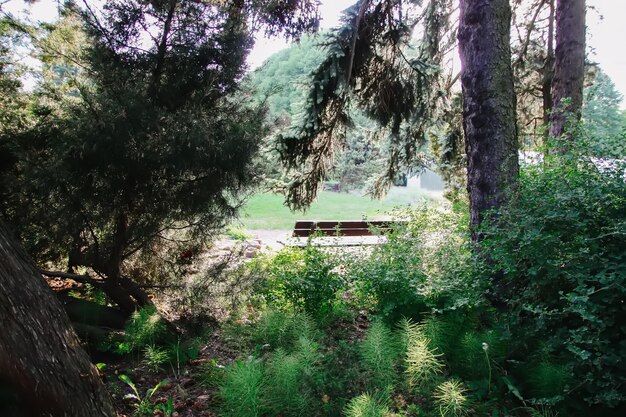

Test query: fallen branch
[40,269,105,287]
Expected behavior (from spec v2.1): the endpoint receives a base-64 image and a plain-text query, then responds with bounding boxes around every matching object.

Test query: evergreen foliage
[582,68,626,158]
[276,0,458,208]
[0,1,319,311]
[248,33,386,192]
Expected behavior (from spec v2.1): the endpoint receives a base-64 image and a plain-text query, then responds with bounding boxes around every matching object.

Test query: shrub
[481,142,626,408]
[352,207,476,323]
[259,246,345,318]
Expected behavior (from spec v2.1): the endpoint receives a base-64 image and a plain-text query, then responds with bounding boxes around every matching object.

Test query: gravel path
[246,229,292,251]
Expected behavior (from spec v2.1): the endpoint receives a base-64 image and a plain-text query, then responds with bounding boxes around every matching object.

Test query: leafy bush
[352,207,475,323]
[259,246,345,318]
[481,143,626,408]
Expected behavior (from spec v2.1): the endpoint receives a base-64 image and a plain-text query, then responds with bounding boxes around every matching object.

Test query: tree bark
[542,0,555,136]
[0,221,116,417]
[548,0,586,139]
[458,0,520,241]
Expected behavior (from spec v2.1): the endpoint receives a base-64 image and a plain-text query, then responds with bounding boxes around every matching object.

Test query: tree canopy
[582,67,626,158]
[0,0,320,312]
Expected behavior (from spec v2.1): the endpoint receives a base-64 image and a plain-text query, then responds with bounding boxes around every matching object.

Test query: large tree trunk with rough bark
[458,0,520,241]
[0,221,116,417]
[548,0,586,139]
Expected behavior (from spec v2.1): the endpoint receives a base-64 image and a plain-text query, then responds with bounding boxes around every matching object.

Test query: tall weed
[220,358,264,417]
[344,394,392,417]
[360,321,401,396]
[401,318,444,388]
[263,336,321,416]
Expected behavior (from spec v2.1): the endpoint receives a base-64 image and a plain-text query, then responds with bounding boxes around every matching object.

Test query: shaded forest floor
[96,309,372,417]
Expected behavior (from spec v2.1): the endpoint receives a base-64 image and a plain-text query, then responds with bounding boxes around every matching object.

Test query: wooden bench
[286,220,401,247]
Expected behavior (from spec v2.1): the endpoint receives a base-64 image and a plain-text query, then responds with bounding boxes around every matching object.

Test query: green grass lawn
[235,187,443,230]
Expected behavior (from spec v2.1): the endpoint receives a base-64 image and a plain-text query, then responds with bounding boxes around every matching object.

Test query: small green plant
[198,358,226,387]
[262,333,321,416]
[154,397,175,417]
[528,405,559,417]
[344,394,392,417]
[401,318,444,387]
[87,283,108,305]
[525,360,569,401]
[361,321,400,395]
[263,349,311,416]
[433,379,471,417]
[169,336,203,376]
[121,306,170,354]
[119,374,168,417]
[226,227,251,241]
[220,358,264,417]
[251,309,317,352]
[142,345,169,372]
[457,328,504,382]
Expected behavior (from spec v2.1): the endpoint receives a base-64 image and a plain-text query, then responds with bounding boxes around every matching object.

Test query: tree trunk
[458,0,519,241]
[542,0,555,137]
[0,222,116,417]
[101,277,142,315]
[548,0,586,139]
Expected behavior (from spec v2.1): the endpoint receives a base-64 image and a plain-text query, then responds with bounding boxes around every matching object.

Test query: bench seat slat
[293,228,377,237]
[292,220,397,238]
[314,221,391,229]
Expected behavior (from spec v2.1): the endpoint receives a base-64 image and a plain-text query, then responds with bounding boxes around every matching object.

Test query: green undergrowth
[96,305,204,376]
[97,142,625,417]
[215,153,625,416]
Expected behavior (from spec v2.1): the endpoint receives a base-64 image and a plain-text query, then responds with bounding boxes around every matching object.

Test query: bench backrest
[292,220,396,237]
